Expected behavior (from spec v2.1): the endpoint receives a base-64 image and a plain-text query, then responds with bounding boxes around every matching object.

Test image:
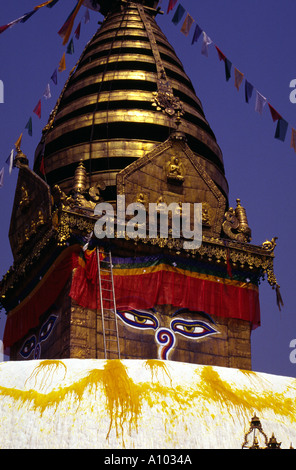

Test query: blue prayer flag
[245,80,254,103]
[275,118,288,142]
[51,69,57,85]
[191,24,202,45]
[225,58,232,81]
[172,4,185,25]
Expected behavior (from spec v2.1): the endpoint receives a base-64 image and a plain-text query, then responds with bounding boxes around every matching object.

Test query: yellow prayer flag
[234,68,244,91]
[15,133,23,150]
[58,52,66,72]
[180,13,194,37]
[62,0,84,46]
[34,0,55,10]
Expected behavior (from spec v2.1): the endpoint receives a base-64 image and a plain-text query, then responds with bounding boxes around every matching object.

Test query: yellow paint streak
[144,360,172,386]
[0,360,144,446]
[194,367,296,422]
[99,360,142,443]
[0,360,295,447]
[25,360,67,390]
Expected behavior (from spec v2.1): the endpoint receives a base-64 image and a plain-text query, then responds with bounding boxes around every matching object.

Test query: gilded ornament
[19,185,30,212]
[166,156,185,184]
[222,199,251,243]
[262,237,278,252]
[73,160,87,194]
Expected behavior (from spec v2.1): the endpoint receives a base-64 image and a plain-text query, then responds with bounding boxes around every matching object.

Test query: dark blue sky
[0,1,296,378]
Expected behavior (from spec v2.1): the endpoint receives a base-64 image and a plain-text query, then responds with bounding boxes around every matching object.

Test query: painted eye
[117,309,159,330]
[39,315,57,342]
[171,319,217,339]
[20,335,36,358]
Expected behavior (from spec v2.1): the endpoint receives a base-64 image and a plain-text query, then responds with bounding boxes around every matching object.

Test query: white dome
[0,359,295,449]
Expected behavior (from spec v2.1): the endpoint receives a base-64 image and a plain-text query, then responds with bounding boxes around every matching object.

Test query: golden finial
[73,160,87,193]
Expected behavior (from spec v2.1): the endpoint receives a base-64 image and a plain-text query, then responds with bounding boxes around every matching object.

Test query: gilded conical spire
[34,1,228,204]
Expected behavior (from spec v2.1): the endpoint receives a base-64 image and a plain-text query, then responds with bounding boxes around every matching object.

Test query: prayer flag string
[167,0,296,153]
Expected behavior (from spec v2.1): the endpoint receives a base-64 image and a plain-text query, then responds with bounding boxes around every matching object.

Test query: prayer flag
[43,83,51,100]
[84,8,90,24]
[15,133,23,150]
[275,118,288,142]
[51,69,57,85]
[20,11,36,23]
[35,0,56,9]
[58,52,66,72]
[0,25,10,35]
[33,99,41,119]
[58,0,84,45]
[225,58,232,81]
[201,32,213,57]
[215,46,226,62]
[74,22,81,39]
[234,68,244,91]
[40,156,46,176]
[6,149,14,175]
[25,117,33,136]
[47,0,59,7]
[172,4,185,25]
[83,0,100,11]
[191,24,202,45]
[268,103,281,122]
[67,38,74,54]
[180,13,194,36]
[0,15,26,34]
[245,80,254,103]
[0,167,4,188]
[291,128,296,152]
[167,0,178,14]
[255,91,267,115]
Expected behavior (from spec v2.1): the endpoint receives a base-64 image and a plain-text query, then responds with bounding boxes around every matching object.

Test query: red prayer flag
[291,128,296,153]
[40,156,45,175]
[0,24,10,34]
[268,103,282,122]
[167,0,178,14]
[33,99,41,118]
[74,21,81,39]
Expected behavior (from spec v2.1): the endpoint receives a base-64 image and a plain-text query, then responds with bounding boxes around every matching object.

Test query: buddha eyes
[20,336,36,358]
[171,319,217,339]
[116,309,218,340]
[39,315,57,341]
[116,309,159,330]
[19,315,58,359]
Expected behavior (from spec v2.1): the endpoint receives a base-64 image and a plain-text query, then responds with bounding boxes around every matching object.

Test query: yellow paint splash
[0,360,144,446]
[0,360,295,448]
[25,360,67,391]
[194,367,296,422]
[144,359,172,386]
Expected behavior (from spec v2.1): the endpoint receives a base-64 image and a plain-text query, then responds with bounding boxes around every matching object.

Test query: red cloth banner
[3,246,80,349]
[69,250,260,329]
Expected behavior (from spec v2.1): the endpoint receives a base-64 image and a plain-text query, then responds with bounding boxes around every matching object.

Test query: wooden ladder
[97,248,121,359]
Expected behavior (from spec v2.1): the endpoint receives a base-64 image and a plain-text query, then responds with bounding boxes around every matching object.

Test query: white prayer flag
[255,91,267,115]
[7,148,14,174]
[84,8,90,23]
[43,83,51,100]
[201,32,213,57]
